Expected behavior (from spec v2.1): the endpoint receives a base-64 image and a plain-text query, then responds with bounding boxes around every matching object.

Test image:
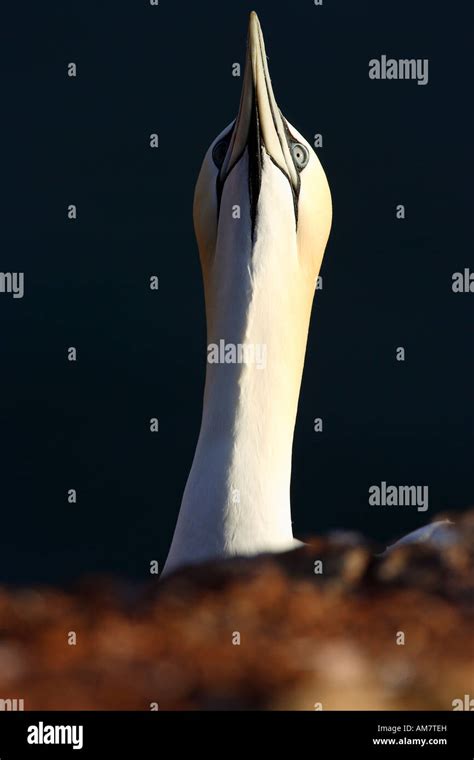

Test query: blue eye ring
[291,142,309,170]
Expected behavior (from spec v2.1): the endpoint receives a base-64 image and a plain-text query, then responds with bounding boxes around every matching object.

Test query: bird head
[193,11,332,366]
[194,11,332,276]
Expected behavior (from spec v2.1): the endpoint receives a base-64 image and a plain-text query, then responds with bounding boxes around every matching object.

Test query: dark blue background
[1,0,472,583]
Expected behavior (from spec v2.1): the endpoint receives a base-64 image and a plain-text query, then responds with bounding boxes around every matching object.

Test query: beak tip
[249,10,261,33]
[248,12,264,68]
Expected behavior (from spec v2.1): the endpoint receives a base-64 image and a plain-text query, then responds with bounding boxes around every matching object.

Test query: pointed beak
[220,12,298,193]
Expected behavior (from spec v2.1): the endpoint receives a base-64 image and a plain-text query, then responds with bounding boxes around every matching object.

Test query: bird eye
[291,142,309,170]
[212,139,230,169]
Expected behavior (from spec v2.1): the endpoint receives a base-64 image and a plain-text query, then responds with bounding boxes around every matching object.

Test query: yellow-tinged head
[193,11,332,299]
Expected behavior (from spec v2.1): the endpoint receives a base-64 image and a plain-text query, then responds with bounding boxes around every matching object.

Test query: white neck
[163,156,316,574]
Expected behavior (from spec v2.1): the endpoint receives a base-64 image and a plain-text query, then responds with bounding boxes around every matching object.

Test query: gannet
[162,12,332,577]
[162,12,451,577]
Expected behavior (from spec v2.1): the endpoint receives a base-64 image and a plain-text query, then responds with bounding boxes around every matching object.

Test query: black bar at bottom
[0,711,472,757]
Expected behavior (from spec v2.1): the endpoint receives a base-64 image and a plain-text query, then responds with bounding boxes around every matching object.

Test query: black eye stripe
[213,118,307,231]
[212,139,230,169]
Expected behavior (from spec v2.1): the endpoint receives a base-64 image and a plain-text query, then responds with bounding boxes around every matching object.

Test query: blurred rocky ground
[0,511,472,710]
